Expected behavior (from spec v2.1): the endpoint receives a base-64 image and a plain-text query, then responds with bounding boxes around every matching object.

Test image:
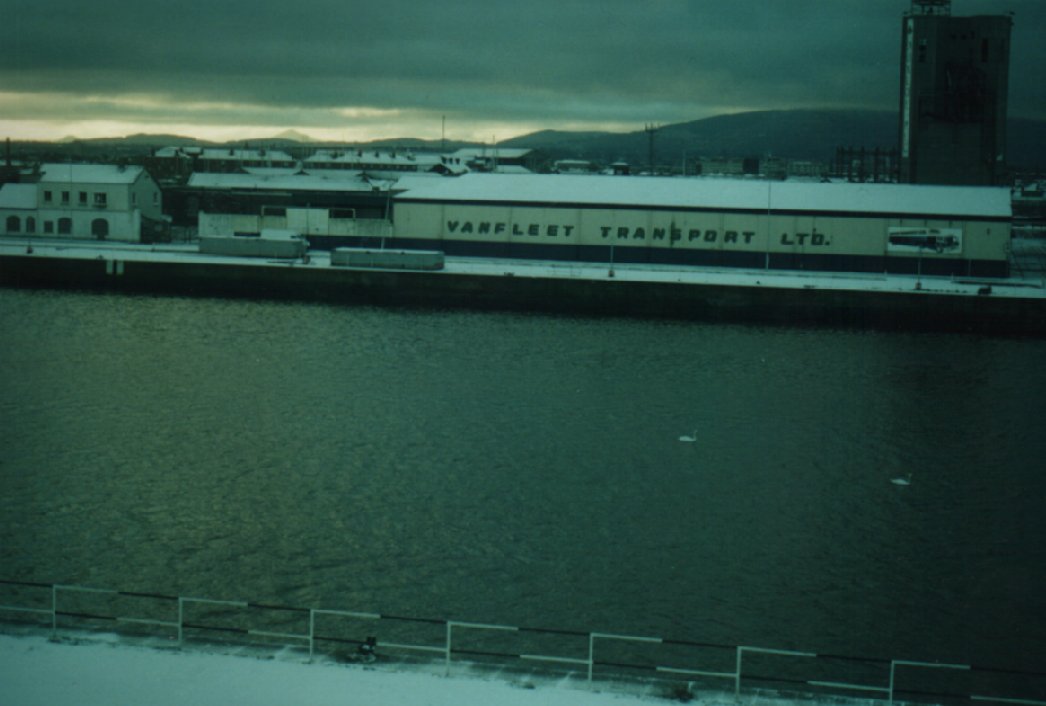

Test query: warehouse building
[390,173,1012,278]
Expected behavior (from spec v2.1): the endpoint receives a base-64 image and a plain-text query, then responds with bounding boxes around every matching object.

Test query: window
[91,218,109,239]
[26,217,35,233]
[44,190,52,203]
[58,217,72,235]
[79,191,87,205]
[153,191,159,205]
[6,215,20,233]
[93,192,107,207]
[44,221,54,234]
[61,191,70,204]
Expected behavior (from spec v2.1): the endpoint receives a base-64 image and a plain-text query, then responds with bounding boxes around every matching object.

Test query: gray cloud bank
[2,0,1044,135]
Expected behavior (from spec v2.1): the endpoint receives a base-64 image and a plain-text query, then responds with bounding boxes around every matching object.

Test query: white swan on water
[891,473,912,486]
[678,431,697,442]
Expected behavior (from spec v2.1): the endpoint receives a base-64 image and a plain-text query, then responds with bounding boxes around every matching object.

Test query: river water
[1,288,1044,674]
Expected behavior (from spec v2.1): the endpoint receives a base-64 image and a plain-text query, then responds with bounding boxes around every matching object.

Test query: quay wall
[1,253,1045,335]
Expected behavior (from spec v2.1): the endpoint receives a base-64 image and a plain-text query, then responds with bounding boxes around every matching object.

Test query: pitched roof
[39,163,144,185]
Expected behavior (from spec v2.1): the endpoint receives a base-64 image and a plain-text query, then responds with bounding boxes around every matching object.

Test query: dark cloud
[2,0,1044,138]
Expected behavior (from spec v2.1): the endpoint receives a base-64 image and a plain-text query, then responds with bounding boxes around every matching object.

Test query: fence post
[50,584,57,637]
[445,622,452,676]
[308,609,315,661]
[587,633,595,682]
[890,659,970,706]
[735,646,743,697]
[177,597,184,645]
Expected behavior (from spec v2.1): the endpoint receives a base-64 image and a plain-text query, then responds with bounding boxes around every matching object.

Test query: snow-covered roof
[491,165,533,175]
[187,172,375,192]
[198,148,295,162]
[397,174,1013,219]
[0,183,38,209]
[450,147,532,160]
[306,150,443,167]
[153,146,204,158]
[39,163,144,185]
[242,167,303,177]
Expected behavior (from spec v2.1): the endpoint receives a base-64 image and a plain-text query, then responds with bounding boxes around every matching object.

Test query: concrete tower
[899,0,1012,185]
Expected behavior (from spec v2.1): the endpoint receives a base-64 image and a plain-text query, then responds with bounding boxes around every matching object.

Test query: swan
[891,473,912,486]
[678,431,697,442]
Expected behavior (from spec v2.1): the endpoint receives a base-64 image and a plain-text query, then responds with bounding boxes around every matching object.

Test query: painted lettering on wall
[600,227,757,245]
[444,220,832,248]
[779,231,831,246]
[447,221,574,237]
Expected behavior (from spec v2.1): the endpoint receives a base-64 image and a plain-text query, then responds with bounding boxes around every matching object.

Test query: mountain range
[498,110,1046,170]
[16,109,1046,171]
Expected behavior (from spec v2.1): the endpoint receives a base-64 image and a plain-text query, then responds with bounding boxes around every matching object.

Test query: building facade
[899,0,1012,185]
[0,164,164,242]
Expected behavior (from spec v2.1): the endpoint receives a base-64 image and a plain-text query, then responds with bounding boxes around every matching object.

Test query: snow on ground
[0,632,745,706]
[2,237,1042,300]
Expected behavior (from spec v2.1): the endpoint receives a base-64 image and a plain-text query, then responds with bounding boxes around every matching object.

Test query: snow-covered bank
[0,633,704,706]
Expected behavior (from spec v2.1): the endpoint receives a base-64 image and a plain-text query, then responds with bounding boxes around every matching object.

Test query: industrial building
[181,172,395,245]
[899,0,1012,185]
[387,174,1012,278]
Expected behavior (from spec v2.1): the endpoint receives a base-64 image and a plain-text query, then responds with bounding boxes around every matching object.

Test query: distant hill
[502,109,1046,171]
[502,110,900,165]
[119,133,209,146]
[272,129,317,143]
[11,109,1045,171]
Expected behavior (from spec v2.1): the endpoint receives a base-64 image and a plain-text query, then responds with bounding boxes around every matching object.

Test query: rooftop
[39,163,145,185]
[186,172,375,192]
[397,173,1013,219]
[450,147,533,160]
[197,148,295,162]
[306,149,443,167]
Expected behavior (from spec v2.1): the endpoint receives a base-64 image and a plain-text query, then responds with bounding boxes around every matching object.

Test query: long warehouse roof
[397,174,1012,219]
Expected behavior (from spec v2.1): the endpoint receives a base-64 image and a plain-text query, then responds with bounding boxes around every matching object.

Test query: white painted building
[0,163,164,242]
[0,184,38,236]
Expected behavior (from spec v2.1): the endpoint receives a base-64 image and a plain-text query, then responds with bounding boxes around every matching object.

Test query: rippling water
[1,288,1045,671]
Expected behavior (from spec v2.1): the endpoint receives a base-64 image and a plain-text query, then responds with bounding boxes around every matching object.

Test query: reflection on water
[1,289,1045,670]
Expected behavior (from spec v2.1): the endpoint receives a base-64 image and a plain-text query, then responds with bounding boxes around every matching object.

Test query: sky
[1,0,1044,143]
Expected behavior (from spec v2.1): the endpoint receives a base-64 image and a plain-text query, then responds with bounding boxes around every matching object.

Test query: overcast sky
[1,0,1043,142]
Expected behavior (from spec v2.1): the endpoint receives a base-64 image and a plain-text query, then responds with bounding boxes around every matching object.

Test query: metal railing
[1,579,1043,705]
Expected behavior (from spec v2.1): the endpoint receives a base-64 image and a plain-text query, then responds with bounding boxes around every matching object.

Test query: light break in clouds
[1,0,1043,142]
